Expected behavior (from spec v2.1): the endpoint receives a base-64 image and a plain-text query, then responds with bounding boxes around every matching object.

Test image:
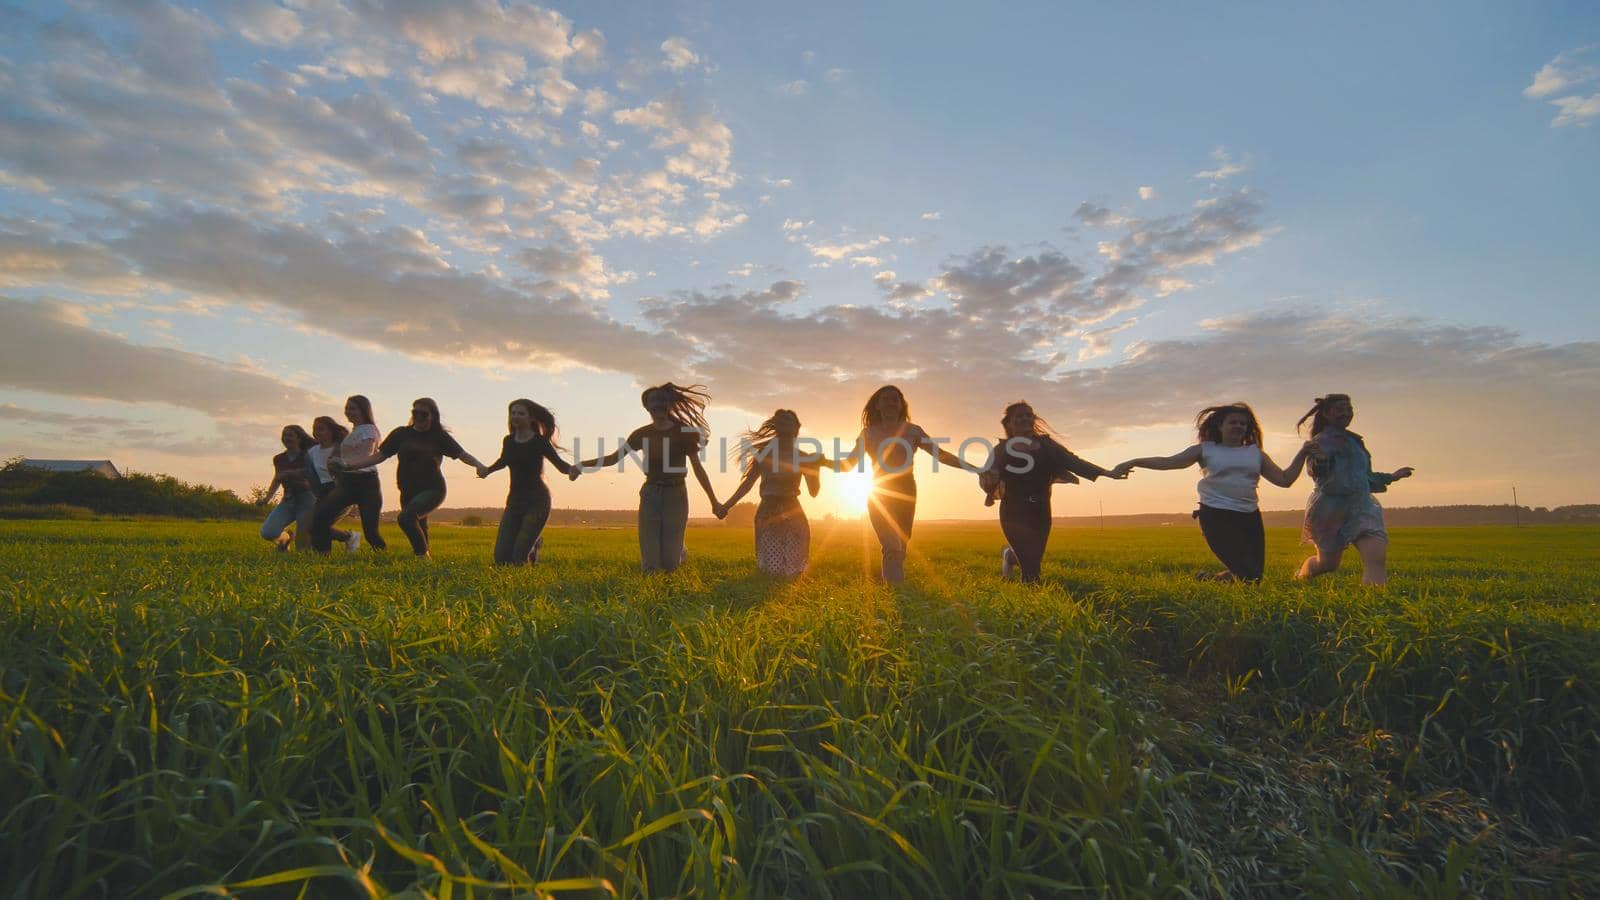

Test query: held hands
[475,465,490,479]
[568,467,581,481]
[1393,467,1415,480]
[1109,462,1134,479]
[712,502,728,520]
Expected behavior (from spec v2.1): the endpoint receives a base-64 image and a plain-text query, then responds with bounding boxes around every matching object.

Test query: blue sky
[1,0,1596,518]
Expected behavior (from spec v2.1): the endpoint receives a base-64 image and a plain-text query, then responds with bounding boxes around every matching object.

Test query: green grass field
[3,519,1597,898]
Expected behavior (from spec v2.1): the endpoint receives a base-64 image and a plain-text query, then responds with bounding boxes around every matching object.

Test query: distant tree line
[0,459,255,520]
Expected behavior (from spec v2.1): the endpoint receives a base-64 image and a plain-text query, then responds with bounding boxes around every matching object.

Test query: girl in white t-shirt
[307,415,360,552]
[310,394,388,552]
[1112,403,1313,582]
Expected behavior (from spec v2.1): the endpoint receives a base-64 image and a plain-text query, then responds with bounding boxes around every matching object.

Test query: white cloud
[661,37,701,73]
[921,211,942,221]
[1193,146,1249,181]
[1524,47,1600,127]
[1550,92,1600,127]
[779,80,809,96]
[804,234,890,266]
[1138,186,1157,201]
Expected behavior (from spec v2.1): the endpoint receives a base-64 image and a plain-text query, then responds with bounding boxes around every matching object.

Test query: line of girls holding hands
[258,385,1413,585]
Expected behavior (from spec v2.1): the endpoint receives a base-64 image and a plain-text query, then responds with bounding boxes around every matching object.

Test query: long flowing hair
[282,424,314,453]
[346,394,376,428]
[509,398,562,450]
[740,409,800,478]
[643,383,710,436]
[861,385,909,428]
[1196,403,1263,445]
[1001,400,1058,439]
[1296,394,1350,438]
[312,415,348,445]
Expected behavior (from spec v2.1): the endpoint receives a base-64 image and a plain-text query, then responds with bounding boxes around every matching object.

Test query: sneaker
[345,532,362,553]
[1001,546,1018,578]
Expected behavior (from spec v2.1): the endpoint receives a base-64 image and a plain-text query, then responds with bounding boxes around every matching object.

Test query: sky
[1,0,1597,521]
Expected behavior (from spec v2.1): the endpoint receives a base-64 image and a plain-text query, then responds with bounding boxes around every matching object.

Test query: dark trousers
[494,486,552,565]
[311,482,353,543]
[1195,504,1265,582]
[312,472,386,552]
[397,486,446,556]
[1000,496,1053,583]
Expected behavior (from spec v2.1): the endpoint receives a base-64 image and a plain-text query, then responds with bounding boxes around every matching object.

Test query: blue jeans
[261,491,316,549]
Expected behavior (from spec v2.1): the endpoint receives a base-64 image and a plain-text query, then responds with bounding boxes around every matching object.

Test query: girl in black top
[980,401,1124,583]
[477,398,580,565]
[579,383,721,573]
[335,397,488,557]
[831,385,973,584]
[258,424,316,551]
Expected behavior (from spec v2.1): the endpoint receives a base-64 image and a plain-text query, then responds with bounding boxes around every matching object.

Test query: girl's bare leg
[1295,546,1343,580]
[1354,534,1389,585]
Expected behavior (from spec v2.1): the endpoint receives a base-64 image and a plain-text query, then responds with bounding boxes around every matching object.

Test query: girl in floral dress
[716,409,823,577]
[1294,394,1415,585]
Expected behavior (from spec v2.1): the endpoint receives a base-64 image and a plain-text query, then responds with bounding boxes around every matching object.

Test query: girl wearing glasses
[335,397,488,558]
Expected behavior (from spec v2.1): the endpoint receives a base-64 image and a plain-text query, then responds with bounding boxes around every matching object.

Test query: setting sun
[833,470,873,517]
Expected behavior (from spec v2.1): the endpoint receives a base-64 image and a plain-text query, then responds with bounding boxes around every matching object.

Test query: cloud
[779,80,809,96]
[791,229,891,267]
[921,211,942,221]
[0,298,322,418]
[660,37,701,73]
[1193,146,1250,181]
[1138,186,1157,201]
[99,205,686,374]
[0,219,146,295]
[1524,47,1600,127]
[611,98,738,190]
[638,278,1599,504]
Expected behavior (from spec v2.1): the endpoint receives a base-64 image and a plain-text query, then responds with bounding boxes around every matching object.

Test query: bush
[0,503,94,520]
[0,459,255,519]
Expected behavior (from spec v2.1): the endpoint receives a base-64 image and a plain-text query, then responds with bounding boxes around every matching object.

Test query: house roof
[19,458,122,477]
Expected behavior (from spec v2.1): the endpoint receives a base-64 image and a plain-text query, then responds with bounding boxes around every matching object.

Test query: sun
[834,469,872,517]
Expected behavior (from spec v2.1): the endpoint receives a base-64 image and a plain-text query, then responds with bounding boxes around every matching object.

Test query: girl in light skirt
[1293,394,1414,585]
[716,409,823,577]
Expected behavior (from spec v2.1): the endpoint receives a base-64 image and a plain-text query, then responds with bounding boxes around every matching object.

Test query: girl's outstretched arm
[259,470,281,506]
[803,463,821,498]
[1111,445,1201,478]
[539,440,581,481]
[717,467,761,518]
[689,453,720,509]
[826,432,866,472]
[478,441,507,479]
[579,433,635,469]
[1261,440,1315,488]
[906,423,967,470]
